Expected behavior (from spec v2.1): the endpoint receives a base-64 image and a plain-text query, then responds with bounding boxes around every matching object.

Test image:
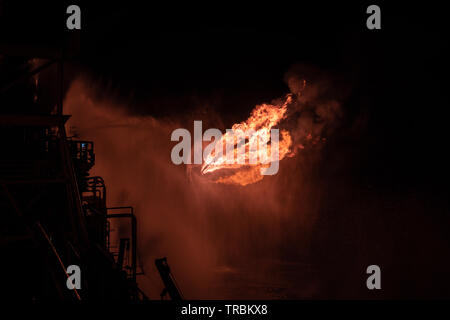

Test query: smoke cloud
[64,66,345,299]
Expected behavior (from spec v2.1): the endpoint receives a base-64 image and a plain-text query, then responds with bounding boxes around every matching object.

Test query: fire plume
[200,95,294,186]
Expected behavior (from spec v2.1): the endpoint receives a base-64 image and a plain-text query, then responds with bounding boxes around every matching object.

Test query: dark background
[1,1,449,298]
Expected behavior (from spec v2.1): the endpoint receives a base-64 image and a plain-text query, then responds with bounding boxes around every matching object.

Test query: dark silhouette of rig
[0,46,150,300]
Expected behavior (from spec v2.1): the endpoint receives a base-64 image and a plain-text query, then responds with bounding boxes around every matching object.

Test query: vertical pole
[131,212,137,284]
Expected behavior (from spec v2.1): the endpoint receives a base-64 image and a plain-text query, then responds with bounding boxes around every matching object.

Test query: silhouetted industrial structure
[155,257,183,301]
[0,47,150,300]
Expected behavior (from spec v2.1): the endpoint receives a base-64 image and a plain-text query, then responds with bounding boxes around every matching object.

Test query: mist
[64,67,343,298]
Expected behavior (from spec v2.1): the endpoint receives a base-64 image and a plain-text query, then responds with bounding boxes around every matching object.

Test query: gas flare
[200,95,295,186]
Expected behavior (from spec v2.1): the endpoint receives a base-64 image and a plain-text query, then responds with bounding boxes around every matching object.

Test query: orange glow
[201,95,294,186]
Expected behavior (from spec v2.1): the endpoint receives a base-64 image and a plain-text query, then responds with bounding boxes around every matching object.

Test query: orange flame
[200,95,294,186]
